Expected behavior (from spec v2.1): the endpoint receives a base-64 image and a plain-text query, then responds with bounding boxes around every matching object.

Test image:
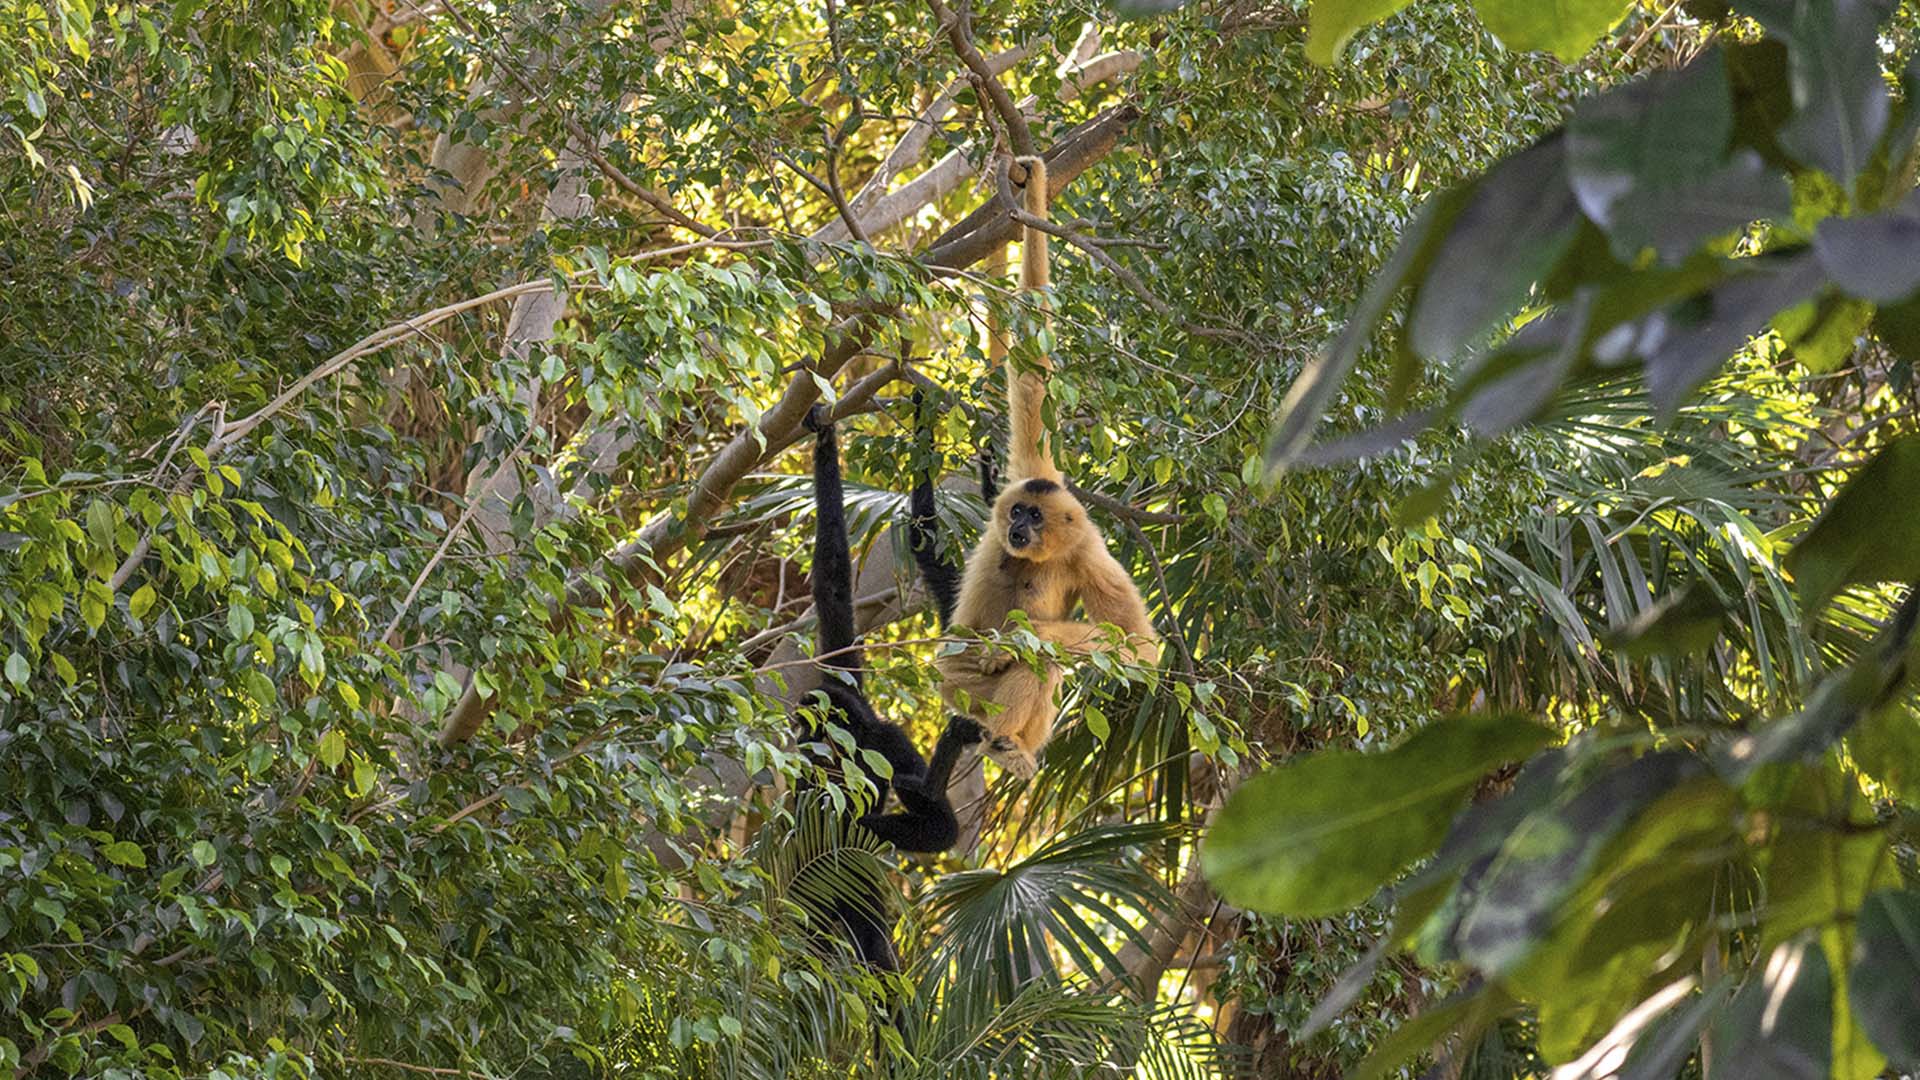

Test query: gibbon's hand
[972,646,1017,676]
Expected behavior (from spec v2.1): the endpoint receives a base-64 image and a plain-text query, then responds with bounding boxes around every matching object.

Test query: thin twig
[381,429,536,647]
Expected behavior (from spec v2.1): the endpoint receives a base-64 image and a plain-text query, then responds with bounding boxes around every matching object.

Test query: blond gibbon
[935,156,1162,778]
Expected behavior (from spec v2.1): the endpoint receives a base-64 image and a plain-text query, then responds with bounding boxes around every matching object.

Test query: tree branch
[927,0,1035,161]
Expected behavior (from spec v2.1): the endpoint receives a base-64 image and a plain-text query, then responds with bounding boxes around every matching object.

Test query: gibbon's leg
[975,661,1056,779]
[858,717,985,852]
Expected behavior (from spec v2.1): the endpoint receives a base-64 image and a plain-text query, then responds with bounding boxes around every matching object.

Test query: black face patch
[1021,478,1061,495]
[1008,503,1043,526]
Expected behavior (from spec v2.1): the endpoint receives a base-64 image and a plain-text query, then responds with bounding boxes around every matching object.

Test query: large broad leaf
[1757,769,1897,950]
[1566,49,1734,230]
[1847,703,1920,803]
[1437,751,1702,976]
[1850,888,1920,1069]
[1518,777,1740,1062]
[1877,293,1920,359]
[1733,0,1893,186]
[1608,150,1794,262]
[1553,976,1730,1080]
[1813,190,1920,303]
[1408,135,1583,362]
[1641,252,1828,414]
[1304,0,1417,65]
[1785,436,1920,611]
[1474,0,1636,62]
[1708,934,1833,1080]
[1201,713,1553,916]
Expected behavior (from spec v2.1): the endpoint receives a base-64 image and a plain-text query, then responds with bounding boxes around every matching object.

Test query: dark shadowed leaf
[1474,0,1636,61]
[1850,889,1920,1069]
[1565,49,1733,229]
[1201,713,1553,916]
[1785,437,1920,611]
[1642,253,1828,414]
[1848,704,1920,803]
[1459,303,1585,435]
[1304,0,1418,65]
[1291,409,1440,468]
[1733,0,1893,186]
[1725,39,1797,166]
[1714,662,1884,782]
[1409,136,1583,362]
[1441,752,1703,975]
[1608,150,1794,262]
[1877,294,1920,359]
[1608,586,1727,657]
[1813,191,1920,303]
[1709,934,1833,1080]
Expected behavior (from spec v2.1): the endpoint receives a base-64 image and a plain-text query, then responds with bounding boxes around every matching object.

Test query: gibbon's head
[993,478,1089,562]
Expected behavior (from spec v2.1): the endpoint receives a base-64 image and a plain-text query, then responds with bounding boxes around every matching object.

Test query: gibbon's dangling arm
[1006,155,1061,486]
[808,408,862,687]
[907,388,963,628]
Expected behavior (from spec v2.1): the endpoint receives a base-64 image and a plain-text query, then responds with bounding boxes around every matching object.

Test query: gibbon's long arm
[1006,155,1061,485]
[810,411,862,686]
[907,388,963,627]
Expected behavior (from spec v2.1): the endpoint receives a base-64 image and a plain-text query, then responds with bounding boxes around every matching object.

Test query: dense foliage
[1207,0,1920,1077]
[4,0,1913,1078]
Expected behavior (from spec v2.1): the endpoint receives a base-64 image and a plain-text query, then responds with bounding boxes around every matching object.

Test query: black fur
[807,406,933,817]
[860,388,986,849]
[1020,477,1060,495]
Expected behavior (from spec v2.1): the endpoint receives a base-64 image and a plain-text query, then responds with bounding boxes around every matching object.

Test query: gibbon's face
[995,479,1084,562]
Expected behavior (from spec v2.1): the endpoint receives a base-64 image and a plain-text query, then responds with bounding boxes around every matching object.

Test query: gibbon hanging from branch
[935,156,1162,779]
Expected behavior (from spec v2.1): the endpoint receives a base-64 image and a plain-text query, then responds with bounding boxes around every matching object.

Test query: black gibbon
[935,156,1163,779]
[805,401,990,849]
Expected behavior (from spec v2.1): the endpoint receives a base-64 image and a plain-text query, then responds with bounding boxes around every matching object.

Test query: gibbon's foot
[986,736,1038,779]
[803,403,830,434]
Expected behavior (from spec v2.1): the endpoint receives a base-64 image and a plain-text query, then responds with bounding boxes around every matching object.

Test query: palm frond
[918,822,1182,1004]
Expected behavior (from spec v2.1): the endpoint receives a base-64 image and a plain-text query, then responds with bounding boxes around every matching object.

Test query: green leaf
[1642,253,1827,415]
[1850,889,1920,1069]
[3,652,27,688]
[1609,149,1794,263]
[1734,0,1892,186]
[1303,0,1416,66]
[1437,752,1702,976]
[1348,983,1515,1080]
[1607,586,1726,658]
[1708,934,1831,1080]
[128,583,156,621]
[1408,136,1582,363]
[191,840,216,868]
[1785,437,1920,612]
[1202,713,1553,916]
[1111,0,1193,17]
[1566,50,1733,230]
[1475,0,1635,60]
[1847,703,1920,802]
[1813,191,1920,303]
[102,841,146,868]
[352,759,377,796]
[318,729,346,769]
[227,602,254,641]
